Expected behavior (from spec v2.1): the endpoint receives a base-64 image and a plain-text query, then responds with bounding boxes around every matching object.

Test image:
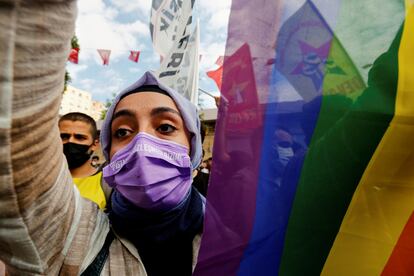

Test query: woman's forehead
[115,91,180,112]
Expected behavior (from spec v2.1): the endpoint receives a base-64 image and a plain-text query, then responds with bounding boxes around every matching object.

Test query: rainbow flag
[195,0,414,275]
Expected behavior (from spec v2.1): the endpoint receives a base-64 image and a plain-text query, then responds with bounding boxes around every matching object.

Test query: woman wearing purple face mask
[98,74,205,276]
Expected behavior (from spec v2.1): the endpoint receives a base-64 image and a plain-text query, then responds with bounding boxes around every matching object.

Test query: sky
[66,0,231,109]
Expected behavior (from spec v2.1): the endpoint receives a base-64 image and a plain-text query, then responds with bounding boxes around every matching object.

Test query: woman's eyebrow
[112,109,136,121]
[150,107,181,117]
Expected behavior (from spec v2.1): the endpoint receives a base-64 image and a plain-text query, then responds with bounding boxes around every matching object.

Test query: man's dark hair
[59,112,98,140]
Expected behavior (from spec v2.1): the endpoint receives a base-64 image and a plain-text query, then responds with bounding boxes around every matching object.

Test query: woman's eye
[114,128,130,138]
[157,124,177,134]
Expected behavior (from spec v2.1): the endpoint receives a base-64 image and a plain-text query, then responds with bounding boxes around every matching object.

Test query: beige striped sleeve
[0,1,91,274]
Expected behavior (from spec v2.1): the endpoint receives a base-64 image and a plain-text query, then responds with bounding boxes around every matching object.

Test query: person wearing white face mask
[273,127,295,164]
[268,127,303,188]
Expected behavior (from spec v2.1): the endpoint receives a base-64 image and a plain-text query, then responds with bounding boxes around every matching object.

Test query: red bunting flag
[129,50,140,63]
[206,65,223,90]
[68,48,79,64]
[97,49,111,65]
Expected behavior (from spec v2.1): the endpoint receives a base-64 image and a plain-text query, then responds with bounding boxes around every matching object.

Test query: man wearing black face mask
[59,112,107,209]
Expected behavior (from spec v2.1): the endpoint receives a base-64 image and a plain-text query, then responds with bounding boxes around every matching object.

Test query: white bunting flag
[97,49,111,65]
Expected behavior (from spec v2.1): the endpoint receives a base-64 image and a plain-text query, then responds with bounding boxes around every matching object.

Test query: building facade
[59,85,104,121]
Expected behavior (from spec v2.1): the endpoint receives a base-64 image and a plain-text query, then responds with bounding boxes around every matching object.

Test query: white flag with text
[150,0,195,57]
[156,20,200,106]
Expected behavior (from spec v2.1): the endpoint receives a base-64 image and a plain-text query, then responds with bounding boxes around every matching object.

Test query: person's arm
[0,1,97,274]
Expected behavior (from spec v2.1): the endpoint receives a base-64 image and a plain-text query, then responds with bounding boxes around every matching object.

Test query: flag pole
[199,88,217,99]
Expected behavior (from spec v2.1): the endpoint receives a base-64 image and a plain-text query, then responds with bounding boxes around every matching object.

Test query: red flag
[221,43,260,132]
[207,65,223,90]
[68,48,79,64]
[129,50,140,63]
[97,49,111,65]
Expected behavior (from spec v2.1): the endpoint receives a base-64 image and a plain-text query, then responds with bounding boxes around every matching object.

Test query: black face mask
[63,142,93,169]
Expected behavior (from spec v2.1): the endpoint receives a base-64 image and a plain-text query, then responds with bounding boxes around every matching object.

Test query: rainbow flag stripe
[195,1,414,275]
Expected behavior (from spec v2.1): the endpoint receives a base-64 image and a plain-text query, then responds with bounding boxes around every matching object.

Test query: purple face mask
[103,132,192,211]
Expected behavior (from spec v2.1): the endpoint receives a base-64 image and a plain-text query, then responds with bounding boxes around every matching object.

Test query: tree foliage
[64,36,80,93]
[100,93,117,120]
[71,36,80,49]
